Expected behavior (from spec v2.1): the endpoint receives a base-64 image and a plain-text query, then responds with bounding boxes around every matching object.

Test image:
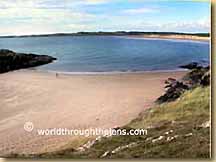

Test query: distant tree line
[0,31,210,38]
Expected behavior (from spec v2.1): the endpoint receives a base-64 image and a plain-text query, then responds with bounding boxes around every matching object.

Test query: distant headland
[0,32,210,41]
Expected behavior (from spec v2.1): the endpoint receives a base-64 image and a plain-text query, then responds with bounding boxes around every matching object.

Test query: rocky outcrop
[179,62,202,70]
[179,62,210,87]
[156,78,189,103]
[157,62,210,103]
[0,49,56,73]
[200,71,210,86]
[183,66,210,87]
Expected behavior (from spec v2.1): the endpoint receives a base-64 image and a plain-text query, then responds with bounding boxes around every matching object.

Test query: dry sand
[0,70,186,156]
[128,34,210,42]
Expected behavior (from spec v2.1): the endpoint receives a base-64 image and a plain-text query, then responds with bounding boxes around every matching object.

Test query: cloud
[0,24,60,36]
[0,0,210,35]
[83,0,110,5]
[123,7,159,14]
[100,17,210,33]
[0,0,96,23]
[0,8,94,20]
[0,0,47,9]
[0,0,97,35]
[67,23,93,30]
[159,18,210,32]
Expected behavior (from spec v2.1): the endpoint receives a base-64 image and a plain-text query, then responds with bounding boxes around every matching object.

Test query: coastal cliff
[0,49,56,73]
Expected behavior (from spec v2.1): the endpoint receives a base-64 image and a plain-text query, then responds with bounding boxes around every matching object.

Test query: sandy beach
[127,34,210,42]
[0,70,186,156]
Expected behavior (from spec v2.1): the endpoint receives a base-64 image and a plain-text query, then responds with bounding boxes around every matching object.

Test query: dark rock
[182,67,209,87]
[165,78,176,84]
[156,81,189,104]
[200,71,210,86]
[179,62,201,70]
[164,78,177,88]
[0,49,15,55]
[0,49,56,73]
[157,62,210,104]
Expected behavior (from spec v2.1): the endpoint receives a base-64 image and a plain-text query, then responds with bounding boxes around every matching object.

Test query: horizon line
[0,31,210,38]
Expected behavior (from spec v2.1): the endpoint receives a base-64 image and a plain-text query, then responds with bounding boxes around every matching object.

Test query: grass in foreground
[36,86,210,159]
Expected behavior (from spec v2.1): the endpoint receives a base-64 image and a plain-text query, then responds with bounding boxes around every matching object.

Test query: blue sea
[0,36,210,73]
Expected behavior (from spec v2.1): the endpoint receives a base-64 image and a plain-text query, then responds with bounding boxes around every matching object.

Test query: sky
[0,0,210,36]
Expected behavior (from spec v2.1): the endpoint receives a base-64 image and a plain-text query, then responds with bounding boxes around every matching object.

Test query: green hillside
[74,86,210,159]
[37,86,210,159]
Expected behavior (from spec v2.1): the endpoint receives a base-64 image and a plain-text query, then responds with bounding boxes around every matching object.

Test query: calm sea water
[0,36,210,73]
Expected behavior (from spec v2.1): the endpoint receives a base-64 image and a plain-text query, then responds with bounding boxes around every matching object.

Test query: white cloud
[0,0,97,35]
[123,7,159,14]
[101,18,210,33]
[83,0,110,5]
[160,18,210,32]
[0,8,94,21]
[0,0,210,35]
[0,0,46,8]
[67,24,93,30]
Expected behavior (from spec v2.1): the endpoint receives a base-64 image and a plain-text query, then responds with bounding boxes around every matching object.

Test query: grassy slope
[54,86,210,159]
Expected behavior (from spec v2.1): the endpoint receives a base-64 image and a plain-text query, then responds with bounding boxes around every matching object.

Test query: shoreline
[33,68,188,76]
[125,34,210,42]
[0,34,210,43]
[0,69,186,155]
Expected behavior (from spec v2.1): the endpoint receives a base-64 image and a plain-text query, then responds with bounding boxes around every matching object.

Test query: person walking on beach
[56,73,59,78]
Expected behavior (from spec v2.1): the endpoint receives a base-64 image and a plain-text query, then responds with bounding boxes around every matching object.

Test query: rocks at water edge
[0,49,56,73]
[179,62,202,70]
[182,65,210,87]
[156,78,189,103]
[156,62,210,104]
